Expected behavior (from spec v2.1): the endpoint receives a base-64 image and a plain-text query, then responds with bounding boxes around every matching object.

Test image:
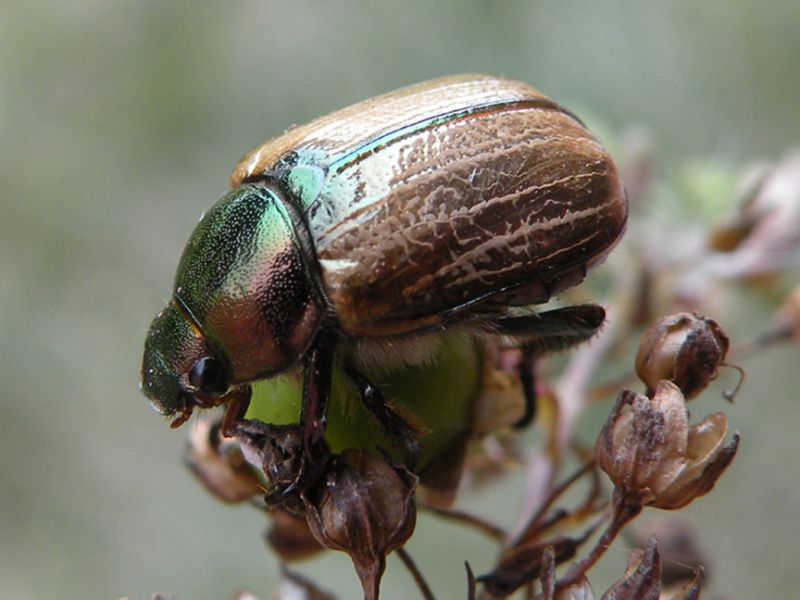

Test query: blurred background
[2,1,799,598]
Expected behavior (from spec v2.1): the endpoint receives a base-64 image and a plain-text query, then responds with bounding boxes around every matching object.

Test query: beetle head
[141,302,235,427]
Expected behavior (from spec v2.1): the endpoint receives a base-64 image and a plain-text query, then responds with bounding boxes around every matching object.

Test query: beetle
[141,74,627,494]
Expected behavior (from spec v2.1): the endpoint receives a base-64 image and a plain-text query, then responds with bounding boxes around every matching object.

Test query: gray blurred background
[2,1,799,598]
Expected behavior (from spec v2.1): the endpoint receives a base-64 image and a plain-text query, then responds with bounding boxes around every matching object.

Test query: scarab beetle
[141,75,627,492]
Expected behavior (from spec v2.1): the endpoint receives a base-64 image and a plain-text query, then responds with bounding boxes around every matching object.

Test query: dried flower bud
[635,313,729,399]
[707,151,800,278]
[478,537,581,597]
[540,545,596,600]
[628,518,707,586]
[598,538,704,600]
[265,507,324,562]
[302,449,418,600]
[771,285,800,342]
[600,538,662,599]
[557,579,596,600]
[665,570,704,600]
[184,414,263,504]
[595,381,739,510]
[708,162,770,252]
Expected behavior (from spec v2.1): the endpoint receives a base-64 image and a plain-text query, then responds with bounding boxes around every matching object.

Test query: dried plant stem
[465,562,477,600]
[557,492,642,590]
[589,370,637,402]
[396,547,436,600]
[731,324,793,357]
[510,459,596,547]
[357,560,383,600]
[425,506,506,542]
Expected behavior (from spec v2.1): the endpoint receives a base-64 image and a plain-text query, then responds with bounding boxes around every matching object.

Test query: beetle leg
[510,346,537,429]
[169,407,192,429]
[492,304,606,428]
[343,363,421,468]
[283,330,336,496]
[492,304,606,354]
[220,386,253,437]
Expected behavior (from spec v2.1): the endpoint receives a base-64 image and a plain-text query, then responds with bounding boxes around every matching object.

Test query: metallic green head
[140,302,221,423]
[141,184,325,426]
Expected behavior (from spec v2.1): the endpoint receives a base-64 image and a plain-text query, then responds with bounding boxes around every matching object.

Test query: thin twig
[730,324,793,357]
[556,494,642,590]
[510,459,596,547]
[465,562,477,600]
[588,369,638,402]
[397,547,436,600]
[425,506,506,542]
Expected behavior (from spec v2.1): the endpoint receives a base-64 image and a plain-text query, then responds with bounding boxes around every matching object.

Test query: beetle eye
[188,357,229,396]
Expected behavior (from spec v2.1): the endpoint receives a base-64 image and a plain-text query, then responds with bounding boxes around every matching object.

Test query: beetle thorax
[174,184,324,382]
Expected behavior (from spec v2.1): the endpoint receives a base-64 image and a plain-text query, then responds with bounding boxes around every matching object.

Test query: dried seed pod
[595,381,739,510]
[598,538,704,600]
[541,546,596,600]
[478,537,581,597]
[707,151,800,278]
[302,449,417,600]
[599,538,662,600]
[265,507,324,562]
[184,414,263,503]
[628,517,708,586]
[771,285,800,342]
[635,313,729,399]
[708,162,771,252]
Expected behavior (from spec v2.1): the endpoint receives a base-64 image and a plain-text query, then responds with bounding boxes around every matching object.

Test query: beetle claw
[170,407,192,429]
[220,386,253,437]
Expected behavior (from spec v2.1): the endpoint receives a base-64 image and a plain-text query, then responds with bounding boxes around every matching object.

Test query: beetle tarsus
[512,347,537,429]
[170,408,192,429]
[343,362,422,467]
[221,386,253,437]
[491,305,606,429]
[263,331,337,500]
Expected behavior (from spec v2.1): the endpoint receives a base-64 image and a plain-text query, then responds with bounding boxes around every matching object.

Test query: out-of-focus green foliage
[2,1,799,598]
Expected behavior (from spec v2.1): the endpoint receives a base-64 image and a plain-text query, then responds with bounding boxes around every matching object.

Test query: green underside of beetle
[245,331,482,471]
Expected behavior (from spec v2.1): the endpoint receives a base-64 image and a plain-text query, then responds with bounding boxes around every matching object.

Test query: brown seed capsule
[601,538,665,600]
[595,381,739,510]
[184,415,263,504]
[265,507,324,563]
[541,546,597,600]
[478,537,581,597]
[302,449,417,600]
[600,538,704,600]
[771,285,800,343]
[707,151,800,278]
[628,517,708,586]
[635,313,729,399]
